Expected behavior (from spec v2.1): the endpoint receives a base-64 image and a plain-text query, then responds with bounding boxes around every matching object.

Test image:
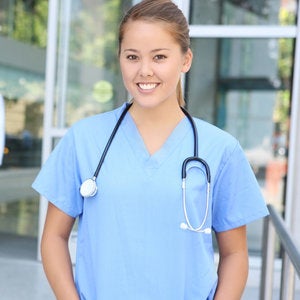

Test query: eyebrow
[122,48,171,53]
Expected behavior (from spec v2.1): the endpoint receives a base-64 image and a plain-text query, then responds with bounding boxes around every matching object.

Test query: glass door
[39,0,131,261]
[0,0,47,259]
[185,0,298,254]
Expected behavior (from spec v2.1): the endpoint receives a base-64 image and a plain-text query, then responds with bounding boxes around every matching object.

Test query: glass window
[54,0,131,128]
[186,37,293,253]
[0,0,48,47]
[0,0,47,245]
[0,0,133,257]
[190,0,297,25]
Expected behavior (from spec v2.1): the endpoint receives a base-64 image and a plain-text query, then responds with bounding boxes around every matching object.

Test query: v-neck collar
[121,110,191,169]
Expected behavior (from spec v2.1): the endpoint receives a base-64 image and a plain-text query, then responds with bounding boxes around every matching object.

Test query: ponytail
[176,79,185,107]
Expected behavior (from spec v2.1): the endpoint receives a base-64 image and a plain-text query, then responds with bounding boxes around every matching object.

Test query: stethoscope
[80,103,211,234]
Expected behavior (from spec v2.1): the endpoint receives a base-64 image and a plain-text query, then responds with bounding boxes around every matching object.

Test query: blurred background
[0,0,299,298]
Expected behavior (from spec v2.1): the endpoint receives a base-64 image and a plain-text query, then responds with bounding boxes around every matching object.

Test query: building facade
[0,0,299,262]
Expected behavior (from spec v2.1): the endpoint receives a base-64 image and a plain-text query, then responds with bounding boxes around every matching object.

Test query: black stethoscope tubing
[79,102,211,233]
[180,108,211,184]
[90,102,211,183]
[92,102,132,180]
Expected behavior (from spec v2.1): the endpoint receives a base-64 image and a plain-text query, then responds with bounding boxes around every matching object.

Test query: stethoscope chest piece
[80,178,97,197]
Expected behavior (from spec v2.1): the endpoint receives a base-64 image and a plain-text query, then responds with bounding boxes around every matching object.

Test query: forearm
[214,250,248,300]
[41,235,79,300]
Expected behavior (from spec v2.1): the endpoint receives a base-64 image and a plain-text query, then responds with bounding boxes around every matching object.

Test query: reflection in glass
[0,0,48,48]
[0,198,39,237]
[0,71,44,169]
[187,37,293,253]
[187,38,292,211]
[0,0,47,245]
[54,0,131,128]
[0,0,47,169]
[0,0,133,249]
[190,0,297,25]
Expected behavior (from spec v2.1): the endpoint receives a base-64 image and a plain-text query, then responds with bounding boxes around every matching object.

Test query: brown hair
[118,0,191,106]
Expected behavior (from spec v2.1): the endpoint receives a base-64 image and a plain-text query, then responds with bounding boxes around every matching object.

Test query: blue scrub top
[32,103,269,300]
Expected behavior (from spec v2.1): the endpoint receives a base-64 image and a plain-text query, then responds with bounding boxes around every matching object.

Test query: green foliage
[274,90,290,130]
[10,0,48,48]
[279,8,296,26]
[68,0,121,71]
[273,8,295,127]
[2,0,122,66]
[32,0,48,47]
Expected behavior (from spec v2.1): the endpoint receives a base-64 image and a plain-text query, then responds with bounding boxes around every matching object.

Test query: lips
[137,83,158,90]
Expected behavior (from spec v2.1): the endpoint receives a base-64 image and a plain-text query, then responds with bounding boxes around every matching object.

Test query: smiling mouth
[138,83,158,90]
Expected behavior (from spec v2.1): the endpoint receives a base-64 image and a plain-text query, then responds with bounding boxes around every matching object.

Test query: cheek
[119,61,126,77]
[120,62,135,81]
[120,65,130,85]
[164,65,183,84]
[120,65,136,92]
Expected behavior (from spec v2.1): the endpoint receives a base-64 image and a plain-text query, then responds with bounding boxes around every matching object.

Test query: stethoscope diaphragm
[80,178,97,197]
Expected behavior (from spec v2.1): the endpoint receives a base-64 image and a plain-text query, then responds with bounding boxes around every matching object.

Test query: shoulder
[62,104,127,144]
[194,117,234,139]
[52,104,127,151]
[72,104,125,133]
[193,117,239,152]
[191,117,247,179]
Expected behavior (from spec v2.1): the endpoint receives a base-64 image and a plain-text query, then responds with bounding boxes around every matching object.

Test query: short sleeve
[212,142,269,232]
[32,128,83,218]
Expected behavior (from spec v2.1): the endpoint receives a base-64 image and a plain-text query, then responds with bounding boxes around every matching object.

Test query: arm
[41,202,80,300]
[214,225,249,300]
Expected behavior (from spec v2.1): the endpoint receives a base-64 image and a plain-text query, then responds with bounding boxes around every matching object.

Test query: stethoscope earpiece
[80,178,97,198]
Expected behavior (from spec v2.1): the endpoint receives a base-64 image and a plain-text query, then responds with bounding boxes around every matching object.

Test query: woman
[33,0,269,299]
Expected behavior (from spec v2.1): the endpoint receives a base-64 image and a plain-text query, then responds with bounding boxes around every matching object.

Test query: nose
[139,59,153,77]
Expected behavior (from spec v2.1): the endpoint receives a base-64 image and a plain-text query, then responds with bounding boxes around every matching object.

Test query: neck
[128,101,185,155]
[129,101,184,128]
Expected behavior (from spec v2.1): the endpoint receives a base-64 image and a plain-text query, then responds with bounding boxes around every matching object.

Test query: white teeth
[138,83,157,90]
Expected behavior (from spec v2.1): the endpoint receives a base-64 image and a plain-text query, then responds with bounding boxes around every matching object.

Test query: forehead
[121,20,178,47]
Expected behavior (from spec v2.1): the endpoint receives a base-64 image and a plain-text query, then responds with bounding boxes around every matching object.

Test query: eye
[126,54,138,61]
[154,54,167,61]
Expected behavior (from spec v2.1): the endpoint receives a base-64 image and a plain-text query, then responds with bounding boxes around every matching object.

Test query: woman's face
[119,20,192,110]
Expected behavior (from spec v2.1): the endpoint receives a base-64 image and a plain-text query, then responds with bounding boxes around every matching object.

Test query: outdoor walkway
[0,234,51,299]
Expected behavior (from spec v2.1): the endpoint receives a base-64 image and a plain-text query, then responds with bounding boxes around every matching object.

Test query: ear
[181,48,193,73]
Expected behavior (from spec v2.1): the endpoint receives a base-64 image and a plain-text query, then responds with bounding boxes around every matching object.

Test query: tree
[11,0,48,48]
